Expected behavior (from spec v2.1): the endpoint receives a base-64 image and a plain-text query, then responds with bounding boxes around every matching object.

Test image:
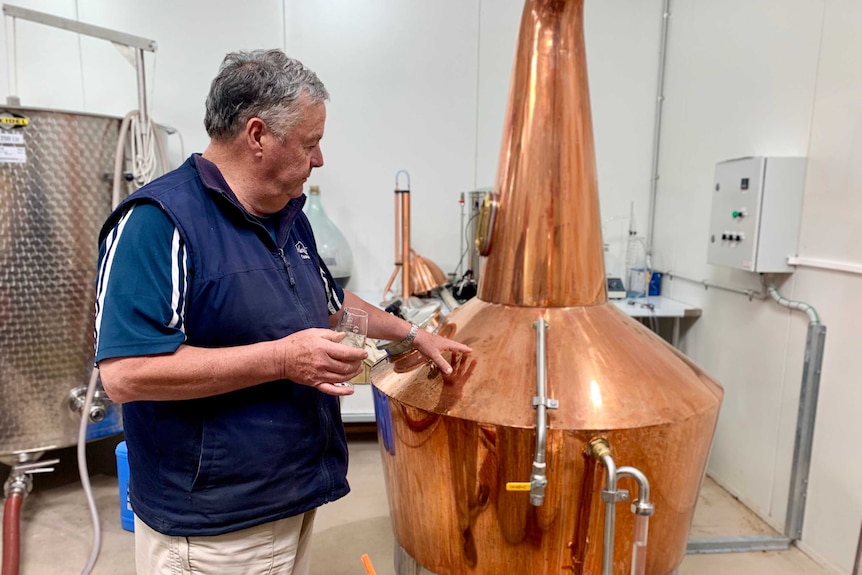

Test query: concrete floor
[1,436,838,575]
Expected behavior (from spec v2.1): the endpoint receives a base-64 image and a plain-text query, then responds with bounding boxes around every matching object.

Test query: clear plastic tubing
[630,515,650,575]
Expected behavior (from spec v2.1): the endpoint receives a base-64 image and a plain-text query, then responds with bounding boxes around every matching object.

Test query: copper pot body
[372,1,723,574]
[373,303,721,574]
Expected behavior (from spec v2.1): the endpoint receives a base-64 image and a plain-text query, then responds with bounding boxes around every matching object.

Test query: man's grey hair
[204,49,329,141]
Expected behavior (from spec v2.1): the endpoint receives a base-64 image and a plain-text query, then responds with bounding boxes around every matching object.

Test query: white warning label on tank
[0,132,23,144]
[0,145,26,163]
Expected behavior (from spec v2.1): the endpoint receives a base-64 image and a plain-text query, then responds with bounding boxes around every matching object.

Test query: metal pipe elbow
[617,466,654,516]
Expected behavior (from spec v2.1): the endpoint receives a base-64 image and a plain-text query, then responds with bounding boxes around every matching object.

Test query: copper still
[371,0,723,574]
[382,170,450,301]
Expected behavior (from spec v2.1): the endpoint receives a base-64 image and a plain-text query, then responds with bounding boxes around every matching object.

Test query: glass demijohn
[304,185,354,286]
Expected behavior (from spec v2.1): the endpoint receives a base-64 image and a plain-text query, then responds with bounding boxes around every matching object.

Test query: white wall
[656,0,861,572]
[794,0,862,568]
[281,0,480,292]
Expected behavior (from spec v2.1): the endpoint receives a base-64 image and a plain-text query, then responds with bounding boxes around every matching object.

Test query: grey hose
[77,368,102,575]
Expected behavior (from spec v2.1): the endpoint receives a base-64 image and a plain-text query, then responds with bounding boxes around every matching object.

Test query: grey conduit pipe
[646,0,672,256]
[766,283,819,324]
[766,283,826,542]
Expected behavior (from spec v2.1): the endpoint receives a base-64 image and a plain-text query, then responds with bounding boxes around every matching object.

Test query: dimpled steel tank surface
[0,108,119,461]
[371,1,724,574]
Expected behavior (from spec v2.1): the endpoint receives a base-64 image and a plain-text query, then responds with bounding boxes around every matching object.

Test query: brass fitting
[588,437,612,460]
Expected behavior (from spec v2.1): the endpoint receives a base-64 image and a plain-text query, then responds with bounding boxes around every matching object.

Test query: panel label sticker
[0,145,26,163]
[0,132,24,144]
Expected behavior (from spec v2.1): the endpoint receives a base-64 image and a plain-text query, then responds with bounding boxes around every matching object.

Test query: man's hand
[413,329,472,375]
[276,328,367,396]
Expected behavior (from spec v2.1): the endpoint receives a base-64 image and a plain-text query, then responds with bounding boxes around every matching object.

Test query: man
[95,49,470,575]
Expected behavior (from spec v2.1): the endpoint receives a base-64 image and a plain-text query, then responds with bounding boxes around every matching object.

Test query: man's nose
[312,145,324,168]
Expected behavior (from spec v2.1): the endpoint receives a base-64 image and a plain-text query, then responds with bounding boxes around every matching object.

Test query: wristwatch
[400,322,419,348]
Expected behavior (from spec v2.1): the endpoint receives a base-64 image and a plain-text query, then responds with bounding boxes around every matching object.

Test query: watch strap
[400,322,419,347]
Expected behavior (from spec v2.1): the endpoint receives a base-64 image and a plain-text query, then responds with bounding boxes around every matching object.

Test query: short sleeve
[318,256,345,315]
[94,203,189,362]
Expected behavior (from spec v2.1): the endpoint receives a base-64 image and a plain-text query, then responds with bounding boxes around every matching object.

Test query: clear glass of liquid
[336,307,368,349]
[334,307,368,389]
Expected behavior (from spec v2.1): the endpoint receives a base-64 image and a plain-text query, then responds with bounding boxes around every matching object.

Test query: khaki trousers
[134,510,316,575]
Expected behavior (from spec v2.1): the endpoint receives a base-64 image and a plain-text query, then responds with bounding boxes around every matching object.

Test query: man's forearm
[98,341,282,404]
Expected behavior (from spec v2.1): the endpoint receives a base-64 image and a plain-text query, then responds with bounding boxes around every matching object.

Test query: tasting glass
[334,307,368,388]
[335,307,368,349]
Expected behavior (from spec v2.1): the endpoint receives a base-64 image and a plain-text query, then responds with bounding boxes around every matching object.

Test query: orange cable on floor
[360,553,377,575]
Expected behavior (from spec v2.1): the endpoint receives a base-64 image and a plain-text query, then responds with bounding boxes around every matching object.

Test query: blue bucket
[115,441,135,532]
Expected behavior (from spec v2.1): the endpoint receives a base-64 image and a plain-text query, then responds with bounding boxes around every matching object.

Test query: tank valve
[4,459,60,497]
[68,386,111,423]
[505,462,548,501]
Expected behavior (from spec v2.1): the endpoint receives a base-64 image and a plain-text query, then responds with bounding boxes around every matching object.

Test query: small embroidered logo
[295,240,311,260]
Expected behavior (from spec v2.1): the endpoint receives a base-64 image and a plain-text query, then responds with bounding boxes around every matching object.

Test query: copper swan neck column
[479,0,606,308]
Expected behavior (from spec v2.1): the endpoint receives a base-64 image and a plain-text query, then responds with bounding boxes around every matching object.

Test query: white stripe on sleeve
[94,206,136,354]
[320,265,342,314]
[167,227,188,332]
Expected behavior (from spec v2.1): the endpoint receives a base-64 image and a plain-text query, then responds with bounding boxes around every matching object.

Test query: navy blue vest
[99,155,349,536]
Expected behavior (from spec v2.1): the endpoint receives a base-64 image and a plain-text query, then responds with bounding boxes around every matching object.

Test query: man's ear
[246,117,266,156]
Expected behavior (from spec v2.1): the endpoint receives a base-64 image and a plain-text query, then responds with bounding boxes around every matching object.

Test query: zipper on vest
[276,248,296,286]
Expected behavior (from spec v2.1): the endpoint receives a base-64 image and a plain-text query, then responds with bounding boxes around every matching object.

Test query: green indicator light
[732,211,740,218]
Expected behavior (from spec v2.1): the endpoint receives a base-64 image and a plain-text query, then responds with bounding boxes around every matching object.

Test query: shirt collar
[192,154,307,244]
[192,153,307,218]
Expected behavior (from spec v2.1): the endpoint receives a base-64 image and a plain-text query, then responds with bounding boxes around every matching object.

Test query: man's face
[261,99,326,204]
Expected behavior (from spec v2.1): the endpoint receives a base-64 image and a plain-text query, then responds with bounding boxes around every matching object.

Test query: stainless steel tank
[372,1,724,573]
[0,106,122,462]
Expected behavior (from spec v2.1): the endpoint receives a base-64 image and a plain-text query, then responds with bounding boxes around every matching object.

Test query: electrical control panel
[707,156,806,273]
